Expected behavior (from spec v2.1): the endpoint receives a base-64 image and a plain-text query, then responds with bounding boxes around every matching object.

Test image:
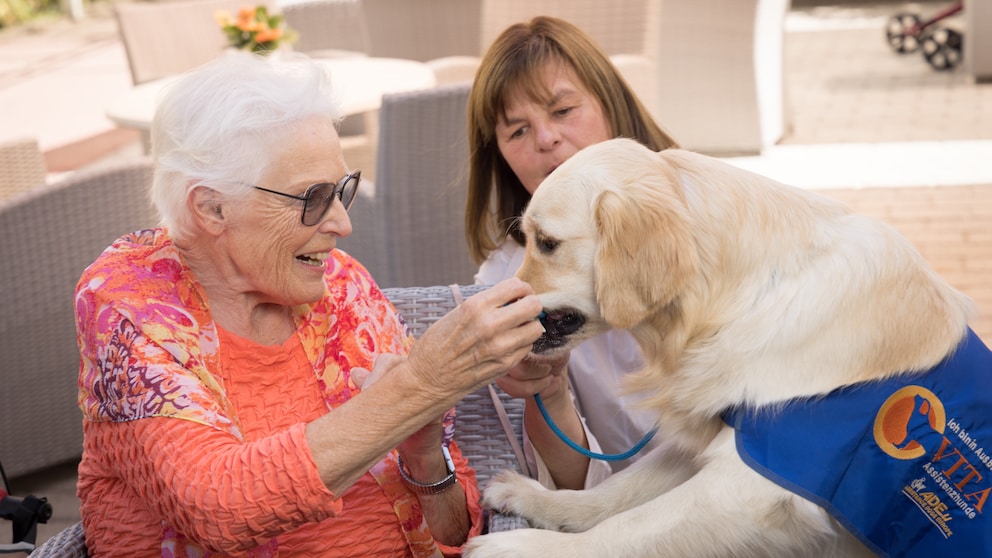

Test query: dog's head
[516,138,699,355]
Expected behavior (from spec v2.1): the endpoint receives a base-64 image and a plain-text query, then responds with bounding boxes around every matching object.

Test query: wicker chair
[360,0,483,86]
[382,284,530,493]
[282,0,371,59]
[280,0,379,182]
[29,521,87,558]
[362,0,482,62]
[0,159,157,481]
[0,137,47,202]
[479,0,657,56]
[337,82,476,289]
[115,0,276,85]
[30,284,527,556]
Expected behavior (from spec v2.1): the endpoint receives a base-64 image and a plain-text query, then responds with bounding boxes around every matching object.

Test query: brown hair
[465,15,679,264]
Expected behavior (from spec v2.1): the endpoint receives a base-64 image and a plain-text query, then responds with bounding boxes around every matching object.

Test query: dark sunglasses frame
[253,170,361,226]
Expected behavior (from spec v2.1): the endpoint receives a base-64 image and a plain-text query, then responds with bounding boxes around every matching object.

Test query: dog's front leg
[480,441,698,533]
[464,445,700,558]
[466,427,867,558]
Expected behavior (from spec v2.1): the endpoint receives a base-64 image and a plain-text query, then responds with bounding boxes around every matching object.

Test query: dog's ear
[593,160,698,329]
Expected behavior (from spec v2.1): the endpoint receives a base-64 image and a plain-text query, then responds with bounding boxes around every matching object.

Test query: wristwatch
[397,445,458,495]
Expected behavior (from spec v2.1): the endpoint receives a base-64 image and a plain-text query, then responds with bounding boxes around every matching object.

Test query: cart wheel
[886,12,922,53]
[921,27,963,70]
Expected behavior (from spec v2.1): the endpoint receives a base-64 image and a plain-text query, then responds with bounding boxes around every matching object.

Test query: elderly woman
[74,52,544,557]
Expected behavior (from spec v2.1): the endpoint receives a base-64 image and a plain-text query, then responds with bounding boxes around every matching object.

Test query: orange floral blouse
[74,229,482,556]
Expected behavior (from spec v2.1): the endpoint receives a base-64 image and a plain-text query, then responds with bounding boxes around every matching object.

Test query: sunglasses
[253,170,361,226]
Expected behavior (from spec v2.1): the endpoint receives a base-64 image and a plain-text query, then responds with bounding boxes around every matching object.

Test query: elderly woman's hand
[406,278,544,399]
[336,279,542,495]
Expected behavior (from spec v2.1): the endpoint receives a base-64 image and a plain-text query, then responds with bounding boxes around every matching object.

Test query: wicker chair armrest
[382,284,530,533]
[29,520,87,557]
[488,510,531,533]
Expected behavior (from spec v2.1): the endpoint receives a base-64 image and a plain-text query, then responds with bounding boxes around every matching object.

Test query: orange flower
[218,4,296,54]
[235,7,257,30]
[254,28,283,43]
[237,20,259,32]
[236,6,255,22]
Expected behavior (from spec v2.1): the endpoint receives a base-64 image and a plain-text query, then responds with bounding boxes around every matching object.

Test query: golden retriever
[463,138,989,557]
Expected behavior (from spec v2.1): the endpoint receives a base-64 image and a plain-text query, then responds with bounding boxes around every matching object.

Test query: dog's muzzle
[533,308,586,353]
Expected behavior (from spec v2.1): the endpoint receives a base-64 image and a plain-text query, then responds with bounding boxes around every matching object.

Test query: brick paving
[816,184,992,342]
[783,1,992,145]
[780,2,992,341]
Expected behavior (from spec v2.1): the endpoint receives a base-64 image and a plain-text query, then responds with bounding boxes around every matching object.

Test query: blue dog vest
[723,328,992,557]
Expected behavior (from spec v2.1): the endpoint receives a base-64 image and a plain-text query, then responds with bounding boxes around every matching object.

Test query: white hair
[149,51,343,241]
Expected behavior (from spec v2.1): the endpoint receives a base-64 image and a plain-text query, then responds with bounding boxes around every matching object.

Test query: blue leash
[534,393,657,461]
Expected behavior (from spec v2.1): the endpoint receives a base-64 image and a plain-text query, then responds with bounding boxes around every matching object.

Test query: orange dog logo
[874,386,946,460]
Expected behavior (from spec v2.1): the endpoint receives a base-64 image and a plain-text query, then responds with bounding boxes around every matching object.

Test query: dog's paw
[482,470,567,531]
[464,529,582,558]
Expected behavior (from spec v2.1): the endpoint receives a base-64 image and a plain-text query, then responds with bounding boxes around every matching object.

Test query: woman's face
[222,116,353,307]
[494,61,613,194]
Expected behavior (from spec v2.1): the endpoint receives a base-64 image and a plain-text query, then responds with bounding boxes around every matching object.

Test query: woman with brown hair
[465,16,680,491]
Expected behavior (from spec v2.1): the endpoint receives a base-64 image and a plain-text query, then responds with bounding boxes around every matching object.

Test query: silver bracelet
[397,445,457,495]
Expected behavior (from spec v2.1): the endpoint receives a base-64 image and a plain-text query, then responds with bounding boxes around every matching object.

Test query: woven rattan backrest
[381,284,526,487]
[0,137,46,202]
[0,160,157,478]
[361,0,481,61]
[115,0,275,85]
[337,83,474,289]
[282,0,371,57]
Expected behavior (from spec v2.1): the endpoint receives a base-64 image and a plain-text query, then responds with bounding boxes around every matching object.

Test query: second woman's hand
[495,351,570,400]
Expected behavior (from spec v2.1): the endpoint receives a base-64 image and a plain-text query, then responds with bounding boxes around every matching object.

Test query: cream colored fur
[463,138,974,557]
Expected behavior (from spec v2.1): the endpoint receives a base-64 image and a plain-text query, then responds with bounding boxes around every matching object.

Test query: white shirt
[476,238,659,487]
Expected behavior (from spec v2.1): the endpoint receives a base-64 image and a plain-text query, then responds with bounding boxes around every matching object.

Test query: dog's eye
[537,236,559,254]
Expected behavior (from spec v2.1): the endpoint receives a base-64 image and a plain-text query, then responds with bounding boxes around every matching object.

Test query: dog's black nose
[534,309,586,353]
[539,309,586,337]
[532,308,585,353]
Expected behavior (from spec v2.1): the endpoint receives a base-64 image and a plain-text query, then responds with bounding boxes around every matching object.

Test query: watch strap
[397,445,457,495]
